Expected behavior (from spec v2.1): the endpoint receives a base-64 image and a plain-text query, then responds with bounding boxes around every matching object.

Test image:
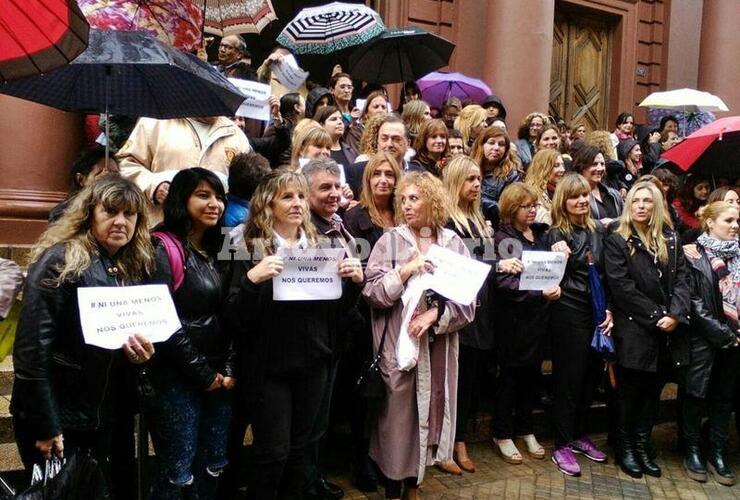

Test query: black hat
[481,95,507,120]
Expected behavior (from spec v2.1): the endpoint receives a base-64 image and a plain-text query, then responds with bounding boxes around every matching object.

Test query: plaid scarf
[697,233,740,329]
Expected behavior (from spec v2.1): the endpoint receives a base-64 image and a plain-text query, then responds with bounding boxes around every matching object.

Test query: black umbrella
[0,29,246,119]
[347,26,455,84]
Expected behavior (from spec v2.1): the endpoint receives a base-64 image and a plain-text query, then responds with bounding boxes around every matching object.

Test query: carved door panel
[549,13,611,130]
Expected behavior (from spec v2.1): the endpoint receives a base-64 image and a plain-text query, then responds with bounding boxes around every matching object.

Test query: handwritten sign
[272,54,309,92]
[518,251,567,291]
[229,78,271,121]
[273,247,346,301]
[419,244,491,304]
[77,285,181,349]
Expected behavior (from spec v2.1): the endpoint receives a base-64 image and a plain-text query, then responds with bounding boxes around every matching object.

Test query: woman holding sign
[12,176,155,497]
[225,169,363,499]
[604,181,690,479]
[492,183,559,464]
[362,172,475,500]
[546,174,613,477]
[143,168,235,500]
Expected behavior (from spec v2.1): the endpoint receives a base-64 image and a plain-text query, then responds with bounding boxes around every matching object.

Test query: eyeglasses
[519,203,541,210]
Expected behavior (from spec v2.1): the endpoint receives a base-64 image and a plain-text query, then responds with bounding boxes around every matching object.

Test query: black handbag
[355,312,389,403]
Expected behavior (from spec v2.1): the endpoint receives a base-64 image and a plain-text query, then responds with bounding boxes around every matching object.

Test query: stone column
[483,0,555,128]
[698,0,740,114]
[0,95,82,244]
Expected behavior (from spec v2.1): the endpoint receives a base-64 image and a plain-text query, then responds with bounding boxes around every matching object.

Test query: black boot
[683,445,707,483]
[617,433,642,479]
[634,431,661,477]
[707,448,736,486]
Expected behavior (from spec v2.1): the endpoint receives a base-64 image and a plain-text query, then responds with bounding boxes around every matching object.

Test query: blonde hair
[586,130,617,160]
[359,113,387,155]
[499,182,538,225]
[401,99,430,138]
[290,122,332,170]
[615,181,672,264]
[243,169,321,255]
[395,172,449,229]
[525,149,562,197]
[443,156,488,238]
[699,201,738,233]
[550,173,596,234]
[359,153,402,228]
[454,105,487,147]
[517,112,550,141]
[31,176,154,286]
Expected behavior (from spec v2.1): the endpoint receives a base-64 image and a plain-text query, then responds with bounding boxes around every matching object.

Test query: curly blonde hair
[395,171,449,229]
[525,149,563,197]
[454,105,487,147]
[243,169,321,256]
[517,112,550,141]
[586,130,617,160]
[31,176,154,286]
[359,113,387,155]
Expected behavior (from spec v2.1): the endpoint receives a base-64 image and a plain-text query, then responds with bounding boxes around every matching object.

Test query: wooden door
[549,12,611,130]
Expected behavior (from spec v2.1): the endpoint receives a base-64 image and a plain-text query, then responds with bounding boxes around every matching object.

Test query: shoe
[635,433,661,477]
[569,436,607,463]
[552,447,581,477]
[707,448,736,486]
[402,486,418,500]
[616,433,643,479]
[518,434,545,460]
[454,454,476,473]
[351,457,377,493]
[683,445,707,483]
[494,438,523,465]
[436,461,463,475]
[311,477,344,499]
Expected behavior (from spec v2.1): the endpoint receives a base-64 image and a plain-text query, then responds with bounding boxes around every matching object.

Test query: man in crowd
[116,116,251,225]
[216,35,255,79]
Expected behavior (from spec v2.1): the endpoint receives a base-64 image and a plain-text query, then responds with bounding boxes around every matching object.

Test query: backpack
[151,231,186,291]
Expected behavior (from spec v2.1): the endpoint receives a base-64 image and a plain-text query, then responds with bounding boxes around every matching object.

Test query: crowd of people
[10,36,740,500]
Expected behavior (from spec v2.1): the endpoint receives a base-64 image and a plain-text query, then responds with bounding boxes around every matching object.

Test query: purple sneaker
[570,436,608,463]
[552,447,581,477]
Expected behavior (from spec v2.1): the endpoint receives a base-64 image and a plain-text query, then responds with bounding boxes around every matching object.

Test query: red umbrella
[662,116,740,176]
[0,0,89,82]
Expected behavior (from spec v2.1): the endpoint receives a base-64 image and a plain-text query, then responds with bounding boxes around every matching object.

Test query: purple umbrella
[416,71,491,108]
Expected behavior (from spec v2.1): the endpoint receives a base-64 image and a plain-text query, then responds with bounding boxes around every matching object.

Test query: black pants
[550,301,602,447]
[493,363,540,439]
[455,344,488,442]
[303,358,339,492]
[380,474,417,499]
[617,366,665,444]
[247,363,328,500]
[683,349,738,451]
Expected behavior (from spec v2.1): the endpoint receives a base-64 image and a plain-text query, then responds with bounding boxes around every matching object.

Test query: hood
[616,139,639,162]
[481,94,507,120]
[305,86,333,119]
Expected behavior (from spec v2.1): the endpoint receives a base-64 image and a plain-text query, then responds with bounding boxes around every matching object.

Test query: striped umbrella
[277,2,385,55]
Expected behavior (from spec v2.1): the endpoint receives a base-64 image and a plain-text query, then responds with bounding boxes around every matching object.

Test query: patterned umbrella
[79,0,203,52]
[204,0,277,37]
[647,108,715,137]
[0,0,89,82]
[277,1,385,55]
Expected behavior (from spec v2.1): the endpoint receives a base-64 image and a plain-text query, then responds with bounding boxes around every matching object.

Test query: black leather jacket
[11,244,135,440]
[684,245,738,397]
[147,239,235,390]
[546,223,608,309]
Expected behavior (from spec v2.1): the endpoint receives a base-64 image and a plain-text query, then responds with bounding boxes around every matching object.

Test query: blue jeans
[145,378,232,500]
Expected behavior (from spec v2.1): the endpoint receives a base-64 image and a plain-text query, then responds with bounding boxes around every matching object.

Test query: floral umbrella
[204,0,277,37]
[78,0,203,52]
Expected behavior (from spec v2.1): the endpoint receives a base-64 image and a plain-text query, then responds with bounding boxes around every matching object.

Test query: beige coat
[362,225,475,483]
[116,117,251,224]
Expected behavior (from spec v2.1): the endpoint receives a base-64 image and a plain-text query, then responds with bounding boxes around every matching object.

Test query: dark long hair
[163,168,227,255]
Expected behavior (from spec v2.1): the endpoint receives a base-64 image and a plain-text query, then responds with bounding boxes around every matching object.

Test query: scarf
[697,233,740,329]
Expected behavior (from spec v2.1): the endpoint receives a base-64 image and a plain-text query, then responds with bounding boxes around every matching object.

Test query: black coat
[493,223,551,365]
[343,205,386,264]
[604,229,691,372]
[148,239,235,390]
[11,244,136,440]
[684,245,738,397]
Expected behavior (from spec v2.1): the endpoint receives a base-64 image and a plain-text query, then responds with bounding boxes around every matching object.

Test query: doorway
[549,10,612,130]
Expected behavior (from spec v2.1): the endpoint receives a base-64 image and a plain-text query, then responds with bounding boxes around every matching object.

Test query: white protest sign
[354,98,367,114]
[419,244,491,305]
[273,247,346,301]
[229,78,271,121]
[518,251,567,291]
[272,54,309,91]
[77,285,181,350]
